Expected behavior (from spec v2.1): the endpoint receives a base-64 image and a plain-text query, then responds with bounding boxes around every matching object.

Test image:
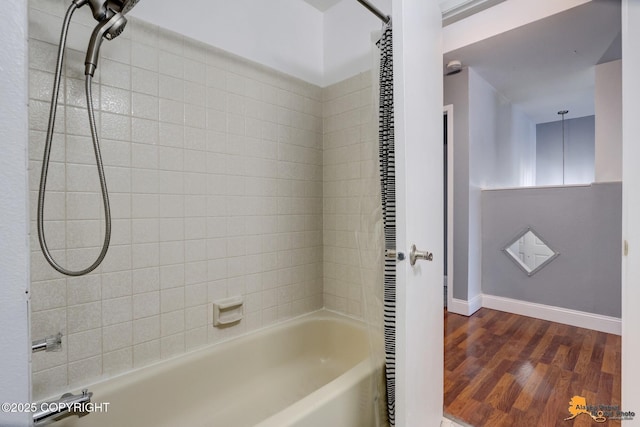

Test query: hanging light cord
[558,110,568,185]
[37,2,112,277]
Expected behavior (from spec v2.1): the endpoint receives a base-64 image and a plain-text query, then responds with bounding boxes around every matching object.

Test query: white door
[622,0,640,417]
[391,1,640,425]
[392,0,444,425]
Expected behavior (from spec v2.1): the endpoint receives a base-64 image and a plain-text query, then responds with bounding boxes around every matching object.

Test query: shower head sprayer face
[105,14,127,39]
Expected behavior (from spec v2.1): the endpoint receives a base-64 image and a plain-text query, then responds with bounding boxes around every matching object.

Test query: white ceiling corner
[302,0,342,12]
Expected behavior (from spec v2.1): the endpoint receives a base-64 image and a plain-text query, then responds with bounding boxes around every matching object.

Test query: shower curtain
[378,23,396,427]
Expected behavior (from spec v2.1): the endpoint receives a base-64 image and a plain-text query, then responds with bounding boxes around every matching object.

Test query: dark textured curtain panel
[378,23,396,427]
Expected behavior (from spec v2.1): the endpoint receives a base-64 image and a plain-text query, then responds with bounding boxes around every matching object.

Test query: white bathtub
[54,310,381,427]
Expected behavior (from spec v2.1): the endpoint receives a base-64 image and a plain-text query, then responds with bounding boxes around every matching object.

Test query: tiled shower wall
[322,73,379,319]
[29,0,323,400]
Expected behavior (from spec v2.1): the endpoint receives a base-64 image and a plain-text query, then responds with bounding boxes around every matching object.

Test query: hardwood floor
[444,308,621,427]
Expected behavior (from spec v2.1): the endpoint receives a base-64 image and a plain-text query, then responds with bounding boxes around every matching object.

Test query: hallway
[444,308,622,427]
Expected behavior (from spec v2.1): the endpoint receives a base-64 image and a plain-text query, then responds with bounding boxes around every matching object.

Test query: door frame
[444,105,454,310]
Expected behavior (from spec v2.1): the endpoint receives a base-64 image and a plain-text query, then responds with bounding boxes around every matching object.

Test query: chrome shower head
[82,0,139,76]
[85,11,127,76]
[75,0,140,20]
[108,0,140,15]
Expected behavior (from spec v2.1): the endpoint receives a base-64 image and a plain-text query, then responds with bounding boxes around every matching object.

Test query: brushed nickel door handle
[410,244,433,266]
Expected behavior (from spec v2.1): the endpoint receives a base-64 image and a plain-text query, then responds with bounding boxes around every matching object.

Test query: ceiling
[444,0,621,124]
[302,0,342,12]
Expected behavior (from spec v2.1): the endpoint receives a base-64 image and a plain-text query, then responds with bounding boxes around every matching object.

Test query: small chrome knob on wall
[410,244,433,266]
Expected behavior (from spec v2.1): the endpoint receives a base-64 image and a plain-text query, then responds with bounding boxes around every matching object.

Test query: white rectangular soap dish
[213,296,243,327]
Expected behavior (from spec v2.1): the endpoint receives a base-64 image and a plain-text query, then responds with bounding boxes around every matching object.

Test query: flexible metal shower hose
[37,2,111,276]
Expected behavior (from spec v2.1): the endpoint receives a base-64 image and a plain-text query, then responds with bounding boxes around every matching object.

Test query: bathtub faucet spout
[33,389,93,426]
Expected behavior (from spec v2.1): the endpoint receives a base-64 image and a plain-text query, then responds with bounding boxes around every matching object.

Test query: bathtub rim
[36,308,373,403]
[255,356,379,427]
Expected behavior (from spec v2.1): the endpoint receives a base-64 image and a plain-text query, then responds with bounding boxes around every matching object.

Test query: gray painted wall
[536,115,595,186]
[444,69,470,300]
[482,182,622,317]
[445,68,536,302]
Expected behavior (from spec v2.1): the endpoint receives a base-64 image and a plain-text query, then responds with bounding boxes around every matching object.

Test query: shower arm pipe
[37,0,112,276]
[355,0,391,24]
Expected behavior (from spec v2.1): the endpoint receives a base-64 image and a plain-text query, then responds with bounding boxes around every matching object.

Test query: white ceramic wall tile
[104,140,132,168]
[160,310,184,336]
[100,59,131,90]
[67,302,101,334]
[159,264,184,289]
[185,283,207,307]
[160,333,185,358]
[132,242,159,268]
[132,117,159,145]
[100,244,132,273]
[101,112,131,141]
[133,315,160,344]
[30,1,324,402]
[160,287,184,313]
[159,51,184,79]
[132,42,158,71]
[67,329,102,362]
[133,339,160,367]
[103,347,133,376]
[133,291,160,320]
[30,279,66,312]
[132,92,159,120]
[185,327,207,351]
[159,241,185,265]
[102,271,133,299]
[185,261,207,285]
[185,305,207,330]
[32,365,68,401]
[322,73,374,319]
[159,76,184,103]
[132,66,159,96]
[102,296,132,326]
[132,218,160,244]
[103,322,133,353]
[100,86,131,114]
[185,127,207,151]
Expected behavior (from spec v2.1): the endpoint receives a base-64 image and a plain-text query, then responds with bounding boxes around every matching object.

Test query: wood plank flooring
[444,308,621,427]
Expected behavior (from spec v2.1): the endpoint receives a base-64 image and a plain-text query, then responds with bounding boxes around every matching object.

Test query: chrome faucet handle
[32,333,63,353]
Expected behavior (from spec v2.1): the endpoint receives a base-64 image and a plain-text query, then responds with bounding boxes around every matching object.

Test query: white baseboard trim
[448,294,482,316]
[442,417,468,427]
[482,294,621,335]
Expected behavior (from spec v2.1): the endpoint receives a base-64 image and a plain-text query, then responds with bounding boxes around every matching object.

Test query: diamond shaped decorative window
[502,227,559,276]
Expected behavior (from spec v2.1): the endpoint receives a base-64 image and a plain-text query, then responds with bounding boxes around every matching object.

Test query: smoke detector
[445,60,463,75]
